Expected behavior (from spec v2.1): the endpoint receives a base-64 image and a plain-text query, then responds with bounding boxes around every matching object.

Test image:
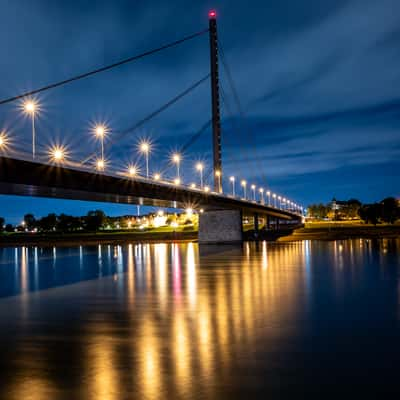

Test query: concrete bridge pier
[198,209,243,244]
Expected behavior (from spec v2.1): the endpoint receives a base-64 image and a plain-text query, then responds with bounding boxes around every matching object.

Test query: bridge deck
[0,156,300,220]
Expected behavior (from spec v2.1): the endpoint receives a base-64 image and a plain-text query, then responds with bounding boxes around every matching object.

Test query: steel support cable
[0,28,209,106]
[219,40,269,185]
[80,74,210,165]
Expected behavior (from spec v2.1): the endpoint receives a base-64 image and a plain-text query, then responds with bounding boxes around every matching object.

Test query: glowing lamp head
[229,176,235,182]
[196,162,203,171]
[186,208,193,216]
[140,142,150,153]
[259,188,264,193]
[174,178,181,185]
[208,10,217,19]
[0,137,3,146]
[172,153,181,163]
[241,180,246,186]
[266,191,271,195]
[251,184,256,190]
[204,186,210,192]
[95,125,106,137]
[96,158,105,170]
[215,170,221,177]
[154,173,161,181]
[24,101,36,114]
[272,193,276,198]
[190,183,196,189]
[128,166,137,176]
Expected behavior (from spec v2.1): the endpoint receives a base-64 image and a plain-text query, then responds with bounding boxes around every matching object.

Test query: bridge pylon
[209,10,222,193]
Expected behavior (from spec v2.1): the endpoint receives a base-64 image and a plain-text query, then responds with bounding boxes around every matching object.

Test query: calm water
[0,239,399,399]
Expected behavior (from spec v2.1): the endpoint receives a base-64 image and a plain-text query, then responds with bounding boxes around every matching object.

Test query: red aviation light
[208,10,217,19]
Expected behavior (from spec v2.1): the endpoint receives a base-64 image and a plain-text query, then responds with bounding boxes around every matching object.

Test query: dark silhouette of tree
[5,224,14,232]
[381,197,399,224]
[0,217,5,232]
[85,210,106,231]
[23,214,36,230]
[38,213,57,231]
[358,204,381,225]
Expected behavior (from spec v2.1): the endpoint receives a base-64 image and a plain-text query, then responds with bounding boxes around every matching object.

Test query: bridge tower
[208,10,222,193]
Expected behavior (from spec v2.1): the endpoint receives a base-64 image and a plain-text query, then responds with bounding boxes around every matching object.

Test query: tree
[358,204,381,225]
[0,217,4,232]
[23,213,36,230]
[38,213,57,231]
[85,210,106,231]
[5,224,14,232]
[381,197,399,224]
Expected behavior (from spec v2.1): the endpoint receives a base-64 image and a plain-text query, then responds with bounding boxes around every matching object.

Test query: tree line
[307,197,399,224]
[0,210,107,233]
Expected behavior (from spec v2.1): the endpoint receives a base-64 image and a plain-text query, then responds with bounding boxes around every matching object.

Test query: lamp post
[196,162,204,188]
[266,191,271,206]
[95,125,107,160]
[259,187,264,204]
[251,184,256,201]
[172,153,181,180]
[140,142,151,178]
[241,180,247,199]
[24,100,37,159]
[230,176,235,196]
[278,196,282,209]
[272,193,277,207]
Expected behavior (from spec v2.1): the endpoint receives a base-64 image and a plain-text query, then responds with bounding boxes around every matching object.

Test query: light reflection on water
[0,239,399,399]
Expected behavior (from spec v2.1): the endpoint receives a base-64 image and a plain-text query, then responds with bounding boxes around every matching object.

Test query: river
[0,239,399,398]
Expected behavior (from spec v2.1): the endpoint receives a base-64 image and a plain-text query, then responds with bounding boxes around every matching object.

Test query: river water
[0,239,399,398]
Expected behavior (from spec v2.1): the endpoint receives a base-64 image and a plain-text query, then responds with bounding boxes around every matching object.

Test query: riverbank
[1,223,399,247]
[0,230,197,247]
[277,223,400,242]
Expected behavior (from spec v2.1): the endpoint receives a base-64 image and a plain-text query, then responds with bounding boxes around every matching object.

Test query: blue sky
[0,0,399,223]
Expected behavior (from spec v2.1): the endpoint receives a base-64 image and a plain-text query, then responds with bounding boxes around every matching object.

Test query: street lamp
[230,176,235,196]
[196,162,204,188]
[278,196,282,209]
[0,131,9,151]
[172,153,181,180]
[154,173,161,181]
[259,187,264,204]
[272,193,277,207]
[266,190,271,206]
[241,180,247,199]
[215,170,222,193]
[251,184,256,201]
[282,197,287,210]
[96,158,105,171]
[94,125,107,160]
[23,100,38,159]
[128,165,138,177]
[49,145,66,163]
[140,141,151,178]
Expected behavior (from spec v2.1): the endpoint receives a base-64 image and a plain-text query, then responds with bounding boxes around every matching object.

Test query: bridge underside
[0,157,301,242]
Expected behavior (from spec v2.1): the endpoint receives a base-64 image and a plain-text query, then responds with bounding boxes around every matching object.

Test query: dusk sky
[0,0,399,223]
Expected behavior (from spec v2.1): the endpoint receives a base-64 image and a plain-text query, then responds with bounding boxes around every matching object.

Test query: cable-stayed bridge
[0,11,302,243]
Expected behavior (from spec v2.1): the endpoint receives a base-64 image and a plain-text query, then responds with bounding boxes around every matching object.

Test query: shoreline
[1,225,399,247]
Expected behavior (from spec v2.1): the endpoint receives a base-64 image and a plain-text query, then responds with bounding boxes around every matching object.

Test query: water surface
[0,239,399,398]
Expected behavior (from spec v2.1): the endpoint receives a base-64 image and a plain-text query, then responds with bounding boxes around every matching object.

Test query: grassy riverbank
[277,221,400,242]
[0,228,197,247]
